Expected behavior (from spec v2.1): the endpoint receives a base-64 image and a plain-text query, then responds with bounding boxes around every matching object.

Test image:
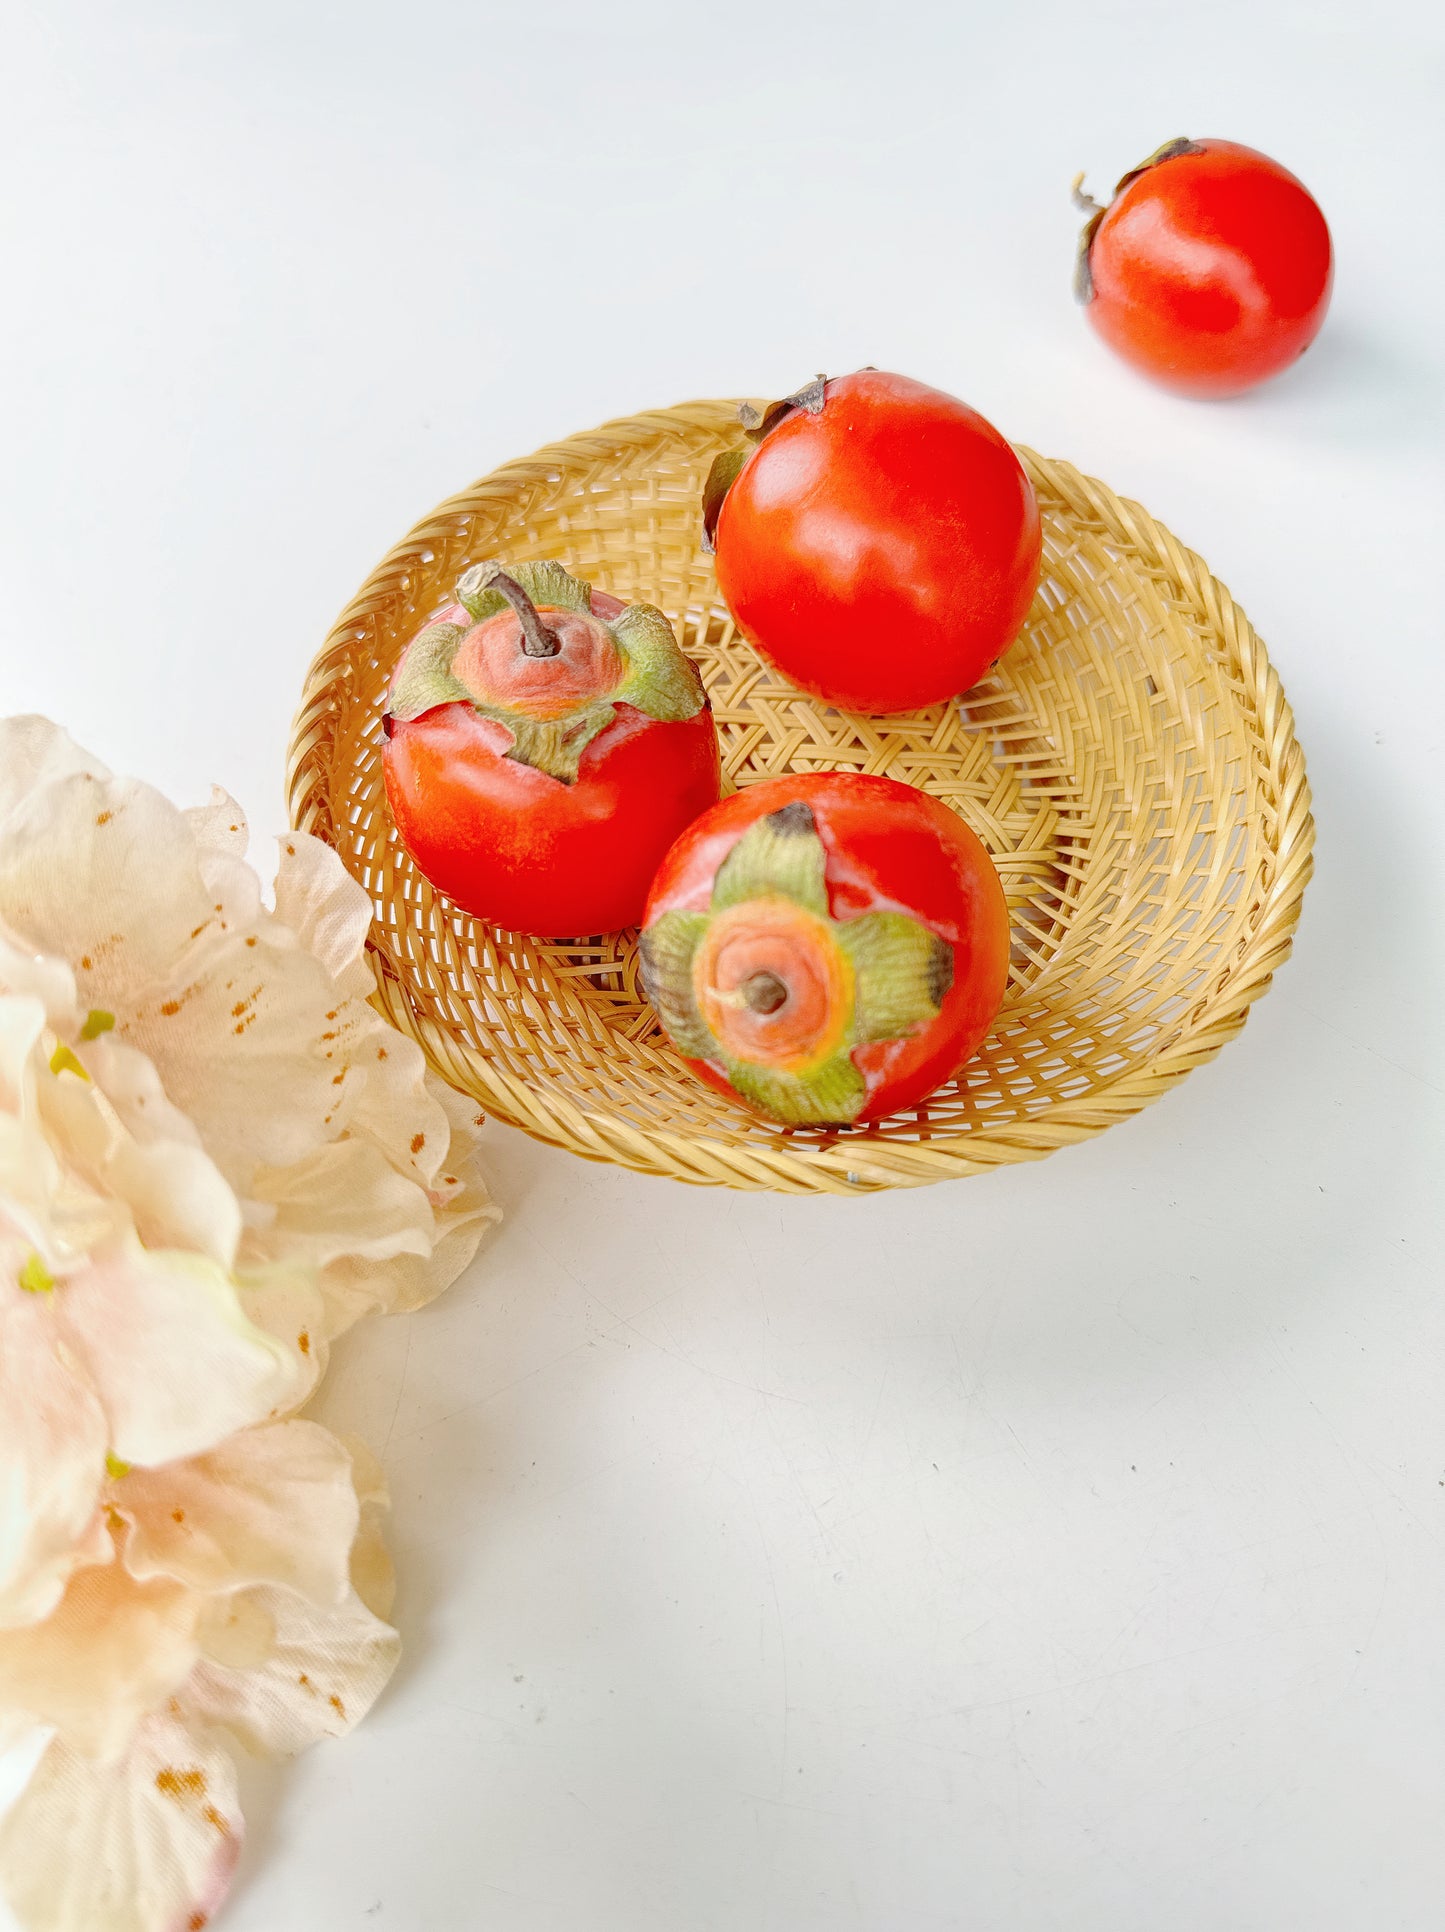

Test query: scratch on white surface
[760,1396,845,1564]
[379,1321,414,1457]
[522,1223,589,1290]
[932,1631,1343,1722]
[608,1305,807,1402]
[728,1198,763,1278]
[857,1367,891,1470]
[768,1561,793,1802]
[1277,992,1445,1096]
[1260,1337,1394,1683]
[392,1335,600,1438]
[741,1474,795,1801]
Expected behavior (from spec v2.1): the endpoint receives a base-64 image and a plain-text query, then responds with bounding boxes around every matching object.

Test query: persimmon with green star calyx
[383,559,720,937]
[640,771,1010,1127]
[702,370,1042,714]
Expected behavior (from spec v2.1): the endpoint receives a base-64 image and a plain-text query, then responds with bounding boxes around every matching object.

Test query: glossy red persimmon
[1076,137,1333,397]
[383,562,720,938]
[640,771,1011,1127]
[704,370,1042,714]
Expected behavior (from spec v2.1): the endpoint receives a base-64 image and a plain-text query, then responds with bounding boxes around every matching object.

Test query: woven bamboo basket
[287,399,1313,1194]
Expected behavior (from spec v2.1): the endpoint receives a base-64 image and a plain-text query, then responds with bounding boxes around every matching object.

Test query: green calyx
[701,375,828,553]
[385,620,470,719]
[385,559,705,784]
[840,910,957,1044]
[1071,137,1204,304]
[455,557,593,625]
[478,708,618,784]
[728,1050,868,1127]
[640,802,954,1127]
[712,799,828,916]
[610,603,708,724]
[639,909,713,1059]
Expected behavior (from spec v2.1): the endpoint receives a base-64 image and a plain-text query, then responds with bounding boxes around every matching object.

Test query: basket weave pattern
[288,401,1313,1194]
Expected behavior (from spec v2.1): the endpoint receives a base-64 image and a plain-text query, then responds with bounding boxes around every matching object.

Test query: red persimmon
[1074,137,1333,398]
[640,770,1010,1126]
[702,370,1042,714]
[383,560,720,938]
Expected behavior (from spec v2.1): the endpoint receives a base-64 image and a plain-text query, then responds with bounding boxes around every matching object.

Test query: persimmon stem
[742,971,788,1015]
[1070,171,1105,216]
[469,563,560,658]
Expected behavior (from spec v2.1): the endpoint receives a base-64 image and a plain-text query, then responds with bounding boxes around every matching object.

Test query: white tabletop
[4,2,1443,1927]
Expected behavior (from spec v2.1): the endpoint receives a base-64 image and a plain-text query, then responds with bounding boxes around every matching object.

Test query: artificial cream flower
[0,716,497,1360]
[0,718,496,1611]
[0,716,499,1930]
[0,972,301,1630]
[0,1423,398,1932]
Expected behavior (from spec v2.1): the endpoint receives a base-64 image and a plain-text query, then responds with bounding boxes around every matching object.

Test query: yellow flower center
[18,1251,55,1295]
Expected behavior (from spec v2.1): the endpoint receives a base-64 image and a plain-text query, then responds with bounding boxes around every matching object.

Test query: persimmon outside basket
[286,399,1313,1195]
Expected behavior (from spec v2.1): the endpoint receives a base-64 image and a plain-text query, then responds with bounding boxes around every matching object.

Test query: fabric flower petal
[0,1109,128,1280]
[314,1085,497,1330]
[36,1065,241,1271]
[0,773,226,1020]
[0,1286,110,1630]
[0,993,46,1096]
[270,834,375,1002]
[0,1554,200,1758]
[192,1587,276,1673]
[184,1582,399,1759]
[115,923,351,1194]
[116,1420,359,1608]
[0,923,78,1032]
[0,1711,241,1932]
[179,789,265,953]
[0,717,108,825]
[313,1001,449,1188]
[245,1140,435,1273]
[0,1001,74,1258]
[82,1137,241,1273]
[217,1261,324,1398]
[60,1238,299,1467]
[341,1437,396,1621]
[231,1263,329,1404]
[336,1073,499,1319]
[243,1076,497,1334]
[78,1035,208,1157]
[182,786,249,858]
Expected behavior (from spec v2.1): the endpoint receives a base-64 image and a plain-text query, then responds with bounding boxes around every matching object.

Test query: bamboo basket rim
[287,398,1314,1195]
